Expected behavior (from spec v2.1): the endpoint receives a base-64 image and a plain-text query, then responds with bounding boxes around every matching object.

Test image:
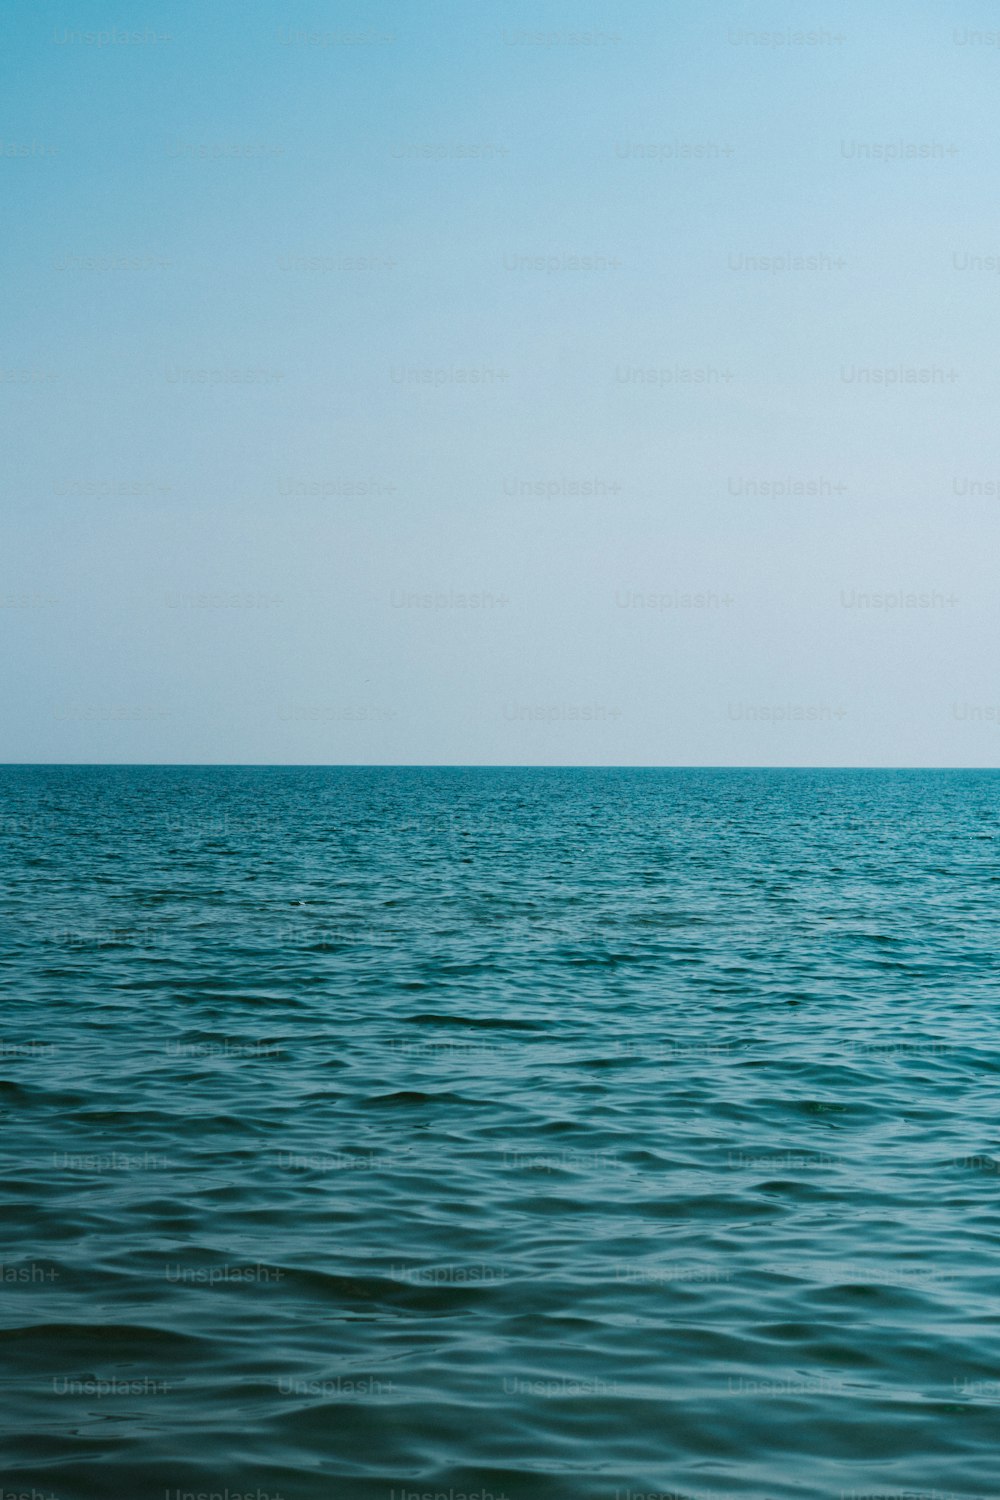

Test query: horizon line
[1,762,999,772]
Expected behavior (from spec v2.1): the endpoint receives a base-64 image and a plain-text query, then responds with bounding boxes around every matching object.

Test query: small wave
[403,1013,546,1031]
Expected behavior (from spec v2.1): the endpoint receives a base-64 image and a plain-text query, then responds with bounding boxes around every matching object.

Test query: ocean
[1,765,999,1500]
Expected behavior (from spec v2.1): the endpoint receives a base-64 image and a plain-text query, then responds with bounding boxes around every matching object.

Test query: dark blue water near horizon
[3,765,1000,1500]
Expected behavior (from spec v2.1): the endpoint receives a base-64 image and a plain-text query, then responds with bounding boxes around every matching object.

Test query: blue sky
[3,0,999,763]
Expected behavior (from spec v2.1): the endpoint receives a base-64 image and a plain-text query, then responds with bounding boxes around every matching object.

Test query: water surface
[1,766,999,1500]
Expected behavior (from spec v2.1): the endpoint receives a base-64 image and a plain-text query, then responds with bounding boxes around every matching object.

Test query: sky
[3,0,999,765]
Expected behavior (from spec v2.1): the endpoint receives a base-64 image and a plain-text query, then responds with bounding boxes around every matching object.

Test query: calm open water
[2,766,1000,1500]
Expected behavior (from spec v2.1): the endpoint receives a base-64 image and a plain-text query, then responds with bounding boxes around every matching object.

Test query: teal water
[2,766,999,1500]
